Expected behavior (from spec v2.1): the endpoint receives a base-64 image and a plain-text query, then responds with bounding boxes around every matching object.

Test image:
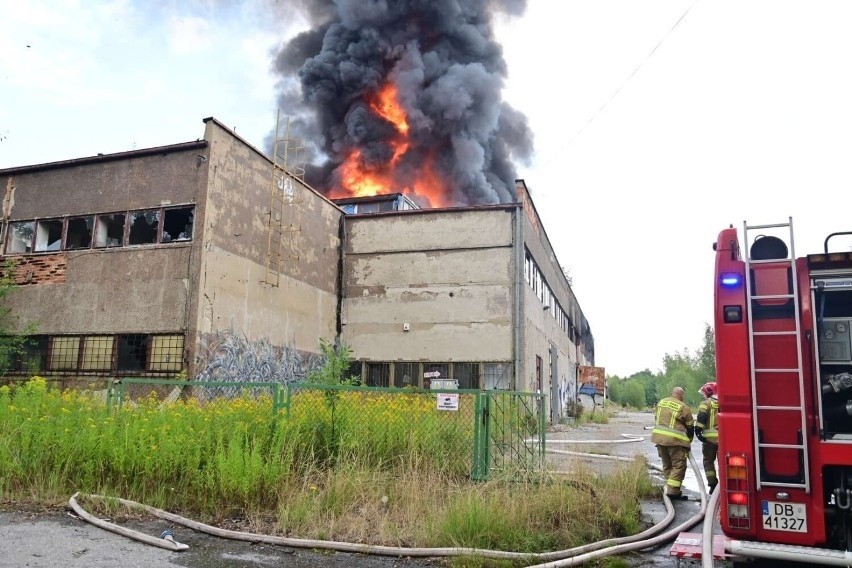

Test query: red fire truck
[713,218,852,564]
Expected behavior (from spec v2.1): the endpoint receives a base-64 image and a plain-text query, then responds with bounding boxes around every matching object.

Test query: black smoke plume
[273,0,534,206]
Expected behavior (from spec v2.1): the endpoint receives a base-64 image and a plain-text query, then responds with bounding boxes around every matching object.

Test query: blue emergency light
[720,273,742,288]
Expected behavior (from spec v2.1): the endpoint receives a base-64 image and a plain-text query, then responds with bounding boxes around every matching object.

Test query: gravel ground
[0,409,722,568]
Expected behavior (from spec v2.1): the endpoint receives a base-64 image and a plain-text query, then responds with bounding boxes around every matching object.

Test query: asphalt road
[0,508,440,568]
[0,409,717,568]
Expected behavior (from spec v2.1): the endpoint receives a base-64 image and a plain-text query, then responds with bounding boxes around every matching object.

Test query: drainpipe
[513,205,523,390]
[336,213,345,341]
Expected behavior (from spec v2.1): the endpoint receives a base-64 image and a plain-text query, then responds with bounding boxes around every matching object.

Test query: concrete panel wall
[3,246,192,333]
[0,146,207,337]
[1,147,205,219]
[196,120,341,353]
[516,181,592,417]
[343,208,514,362]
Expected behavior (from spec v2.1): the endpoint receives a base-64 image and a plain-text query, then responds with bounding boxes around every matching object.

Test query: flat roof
[0,140,209,176]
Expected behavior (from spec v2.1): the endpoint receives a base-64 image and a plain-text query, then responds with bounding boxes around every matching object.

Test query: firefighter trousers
[702,441,718,488]
[657,444,690,496]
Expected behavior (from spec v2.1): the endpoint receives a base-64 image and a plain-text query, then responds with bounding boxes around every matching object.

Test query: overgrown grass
[1,377,652,559]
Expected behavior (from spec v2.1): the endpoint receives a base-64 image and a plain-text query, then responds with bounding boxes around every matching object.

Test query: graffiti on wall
[195,328,323,392]
[558,374,573,415]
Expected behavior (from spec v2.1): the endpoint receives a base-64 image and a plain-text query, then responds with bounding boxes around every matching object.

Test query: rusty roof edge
[0,140,210,176]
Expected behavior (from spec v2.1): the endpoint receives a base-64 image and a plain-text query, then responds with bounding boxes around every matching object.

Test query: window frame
[2,204,196,255]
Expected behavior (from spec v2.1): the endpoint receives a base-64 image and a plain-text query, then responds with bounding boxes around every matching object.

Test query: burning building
[0,0,597,423]
[273,0,534,208]
[0,115,592,422]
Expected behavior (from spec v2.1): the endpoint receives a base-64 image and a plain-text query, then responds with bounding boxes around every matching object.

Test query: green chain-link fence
[108,379,545,480]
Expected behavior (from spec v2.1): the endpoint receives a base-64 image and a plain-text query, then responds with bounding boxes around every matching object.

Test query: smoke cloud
[273,0,533,206]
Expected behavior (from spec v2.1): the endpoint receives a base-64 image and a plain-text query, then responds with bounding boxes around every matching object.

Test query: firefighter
[695,381,719,493]
[651,386,695,500]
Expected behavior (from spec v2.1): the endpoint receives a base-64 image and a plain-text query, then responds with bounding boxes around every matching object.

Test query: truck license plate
[761,501,807,533]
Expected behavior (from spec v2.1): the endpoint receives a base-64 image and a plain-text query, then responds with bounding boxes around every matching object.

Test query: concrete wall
[342,207,515,362]
[0,146,206,335]
[195,119,341,356]
[516,180,593,421]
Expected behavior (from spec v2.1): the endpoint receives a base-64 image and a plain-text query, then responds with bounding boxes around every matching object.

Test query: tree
[622,381,646,409]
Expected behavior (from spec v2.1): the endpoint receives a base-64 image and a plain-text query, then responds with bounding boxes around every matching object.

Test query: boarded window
[116,334,149,371]
[35,219,63,252]
[7,221,34,254]
[161,207,194,243]
[454,363,480,389]
[394,362,419,387]
[484,363,512,390]
[95,214,125,248]
[149,335,184,371]
[80,336,114,371]
[49,336,80,370]
[65,216,94,249]
[128,210,160,245]
[365,362,390,387]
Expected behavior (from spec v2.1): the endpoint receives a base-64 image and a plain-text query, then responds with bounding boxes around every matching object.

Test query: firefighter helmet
[700,382,717,398]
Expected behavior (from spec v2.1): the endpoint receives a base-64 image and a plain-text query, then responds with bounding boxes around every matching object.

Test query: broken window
[49,336,81,370]
[148,334,184,371]
[34,219,63,252]
[346,361,363,383]
[12,336,49,374]
[161,207,194,243]
[65,216,94,249]
[80,336,114,371]
[94,213,125,248]
[115,334,149,371]
[6,221,34,254]
[394,362,419,388]
[484,363,512,390]
[128,210,159,245]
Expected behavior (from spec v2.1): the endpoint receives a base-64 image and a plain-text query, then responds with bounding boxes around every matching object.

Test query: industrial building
[0,117,593,422]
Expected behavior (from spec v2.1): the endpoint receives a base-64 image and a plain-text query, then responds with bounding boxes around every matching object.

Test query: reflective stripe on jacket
[696,397,719,443]
[651,396,694,447]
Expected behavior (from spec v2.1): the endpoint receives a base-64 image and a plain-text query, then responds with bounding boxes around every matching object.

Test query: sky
[2,0,852,378]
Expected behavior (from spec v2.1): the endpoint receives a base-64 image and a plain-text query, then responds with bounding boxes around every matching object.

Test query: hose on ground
[70,488,675,563]
[69,431,705,566]
[525,450,709,567]
[702,482,722,568]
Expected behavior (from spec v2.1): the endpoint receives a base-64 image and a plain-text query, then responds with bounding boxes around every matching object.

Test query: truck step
[669,532,728,560]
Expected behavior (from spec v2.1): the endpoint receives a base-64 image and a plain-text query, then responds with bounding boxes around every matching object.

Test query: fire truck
[713,218,852,564]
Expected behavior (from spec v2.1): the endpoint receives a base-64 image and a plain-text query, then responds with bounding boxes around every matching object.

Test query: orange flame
[370,83,409,135]
[333,82,450,208]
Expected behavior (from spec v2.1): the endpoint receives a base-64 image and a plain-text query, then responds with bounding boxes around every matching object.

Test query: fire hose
[68,436,710,566]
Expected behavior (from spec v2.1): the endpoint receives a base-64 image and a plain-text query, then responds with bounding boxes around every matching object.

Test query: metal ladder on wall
[743,218,810,493]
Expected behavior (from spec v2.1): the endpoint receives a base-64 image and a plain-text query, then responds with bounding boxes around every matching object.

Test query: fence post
[284,383,292,418]
[539,393,547,467]
[471,392,490,481]
[272,383,281,416]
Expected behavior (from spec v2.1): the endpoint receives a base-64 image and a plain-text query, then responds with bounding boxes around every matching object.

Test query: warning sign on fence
[437,393,459,411]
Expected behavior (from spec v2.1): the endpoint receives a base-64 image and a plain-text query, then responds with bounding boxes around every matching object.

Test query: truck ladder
[743,218,810,492]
